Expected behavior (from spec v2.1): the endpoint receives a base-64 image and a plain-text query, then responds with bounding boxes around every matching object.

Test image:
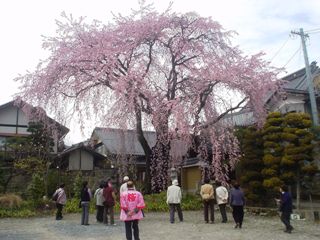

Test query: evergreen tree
[14,121,55,196]
[262,112,284,193]
[1,136,29,193]
[281,112,318,209]
[28,173,46,201]
[237,127,265,205]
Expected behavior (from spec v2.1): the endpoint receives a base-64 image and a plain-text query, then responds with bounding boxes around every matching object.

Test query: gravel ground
[0,211,319,240]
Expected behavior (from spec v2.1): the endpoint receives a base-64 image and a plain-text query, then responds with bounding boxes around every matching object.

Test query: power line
[269,35,290,62]
[282,44,301,68]
[305,28,320,33]
[308,31,320,35]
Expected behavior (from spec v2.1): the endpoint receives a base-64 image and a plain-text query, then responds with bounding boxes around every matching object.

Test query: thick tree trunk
[150,139,170,193]
[137,132,152,193]
[134,104,171,193]
[135,107,152,193]
[150,119,171,193]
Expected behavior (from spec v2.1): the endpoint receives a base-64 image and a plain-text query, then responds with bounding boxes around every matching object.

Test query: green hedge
[0,192,203,218]
[0,200,44,218]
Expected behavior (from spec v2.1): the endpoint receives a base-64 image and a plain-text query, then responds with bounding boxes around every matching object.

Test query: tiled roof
[60,142,105,159]
[282,61,320,92]
[93,127,157,155]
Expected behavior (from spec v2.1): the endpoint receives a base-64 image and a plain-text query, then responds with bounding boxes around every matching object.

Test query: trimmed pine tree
[237,126,266,205]
[281,112,318,209]
[262,112,284,195]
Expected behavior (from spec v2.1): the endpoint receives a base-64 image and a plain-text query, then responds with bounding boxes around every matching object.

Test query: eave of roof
[60,144,106,159]
[0,100,69,136]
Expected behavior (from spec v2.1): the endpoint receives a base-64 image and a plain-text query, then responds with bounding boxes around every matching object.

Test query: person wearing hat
[120,176,130,194]
[166,179,183,223]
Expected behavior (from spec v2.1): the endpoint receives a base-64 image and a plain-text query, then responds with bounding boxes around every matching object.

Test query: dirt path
[0,211,319,240]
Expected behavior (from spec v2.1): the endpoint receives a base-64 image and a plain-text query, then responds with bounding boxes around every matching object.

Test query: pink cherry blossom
[16,3,281,192]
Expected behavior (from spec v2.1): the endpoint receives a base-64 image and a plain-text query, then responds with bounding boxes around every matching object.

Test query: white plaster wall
[68,149,93,170]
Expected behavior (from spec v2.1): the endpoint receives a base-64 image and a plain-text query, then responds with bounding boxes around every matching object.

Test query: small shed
[59,142,107,171]
[181,157,202,194]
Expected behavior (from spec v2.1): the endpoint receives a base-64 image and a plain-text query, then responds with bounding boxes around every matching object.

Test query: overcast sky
[1,0,319,143]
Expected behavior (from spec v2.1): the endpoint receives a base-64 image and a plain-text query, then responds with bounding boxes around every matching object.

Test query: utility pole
[291,28,319,126]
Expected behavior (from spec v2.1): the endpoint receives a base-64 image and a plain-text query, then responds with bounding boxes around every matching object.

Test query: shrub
[73,172,83,198]
[28,173,45,201]
[0,193,23,209]
[142,192,202,212]
[0,198,40,218]
[64,198,82,213]
[143,191,168,212]
[64,198,96,214]
[0,208,36,218]
[181,194,202,210]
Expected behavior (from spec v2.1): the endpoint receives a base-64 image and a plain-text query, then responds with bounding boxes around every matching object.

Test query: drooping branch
[201,97,249,129]
[59,82,102,98]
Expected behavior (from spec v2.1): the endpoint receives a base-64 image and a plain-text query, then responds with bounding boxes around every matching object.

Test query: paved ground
[0,211,319,240]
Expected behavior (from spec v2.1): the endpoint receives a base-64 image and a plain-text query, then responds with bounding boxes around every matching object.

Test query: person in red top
[103,179,116,225]
[120,181,145,240]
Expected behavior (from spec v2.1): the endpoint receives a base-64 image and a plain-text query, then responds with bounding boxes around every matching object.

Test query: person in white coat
[166,179,183,223]
[120,176,129,194]
[52,183,67,220]
[215,182,229,223]
[94,184,105,223]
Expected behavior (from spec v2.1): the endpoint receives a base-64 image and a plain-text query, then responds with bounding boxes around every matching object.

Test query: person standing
[94,184,105,223]
[103,179,116,225]
[120,181,145,240]
[80,181,92,225]
[200,178,215,223]
[120,176,130,194]
[230,182,245,229]
[166,179,183,224]
[279,185,293,233]
[52,183,66,220]
[215,182,228,223]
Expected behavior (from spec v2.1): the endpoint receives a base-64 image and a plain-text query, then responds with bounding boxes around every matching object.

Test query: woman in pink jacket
[120,181,145,240]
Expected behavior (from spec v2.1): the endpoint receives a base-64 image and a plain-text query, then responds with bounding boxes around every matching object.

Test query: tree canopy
[16,3,280,192]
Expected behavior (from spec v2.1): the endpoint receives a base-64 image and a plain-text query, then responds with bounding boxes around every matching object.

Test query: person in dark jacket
[103,179,116,225]
[279,185,293,233]
[80,181,92,225]
[230,181,245,229]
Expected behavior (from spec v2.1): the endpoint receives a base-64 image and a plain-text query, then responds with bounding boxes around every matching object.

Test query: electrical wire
[308,31,320,35]
[269,35,290,62]
[282,44,301,68]
[305,28,320,34]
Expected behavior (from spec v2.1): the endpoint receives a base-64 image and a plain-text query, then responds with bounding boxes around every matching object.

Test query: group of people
[165,179,244,228]
[79,176,145,240]
[52,176,145,240]
[92,179,116,225]
[52,177,294,240]
[92,176,145,240]
[166,179,293,234]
